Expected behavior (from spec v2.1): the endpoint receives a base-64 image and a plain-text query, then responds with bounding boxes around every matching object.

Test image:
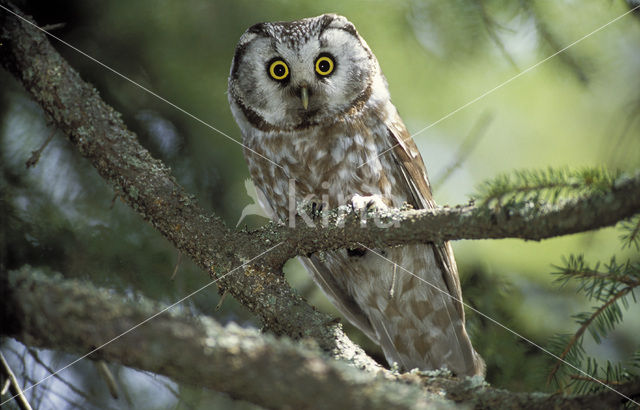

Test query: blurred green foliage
[1,0,639,408]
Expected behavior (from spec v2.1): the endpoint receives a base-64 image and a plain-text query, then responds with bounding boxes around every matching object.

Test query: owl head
[228,14,389,131]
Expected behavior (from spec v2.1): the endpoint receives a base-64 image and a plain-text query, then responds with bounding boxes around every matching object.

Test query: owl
[228,14,484,376]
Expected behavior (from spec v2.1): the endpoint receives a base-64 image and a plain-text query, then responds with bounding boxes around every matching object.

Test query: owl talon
[351,194,388,214]
[366,199,377,211]
[311,201,325,220]
[296,200,326,222]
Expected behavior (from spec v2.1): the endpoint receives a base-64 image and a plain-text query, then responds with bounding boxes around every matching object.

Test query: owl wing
[252,184,378,341]
[299,256,379,342]
[385,114,465,320]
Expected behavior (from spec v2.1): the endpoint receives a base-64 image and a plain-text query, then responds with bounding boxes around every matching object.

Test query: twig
[170,252,182,280]
[25,128,55,169]
[26,348,91,401]
[630,218,640,246]
[433,112,493,189]
[0,352,33,410]
[547,286,637,385]
[109,193,119,210]
[24,348,121,409]
[96,360,119,399]
[569,374,627,386]
[215,290,228,311]
[38,23,65,31]
[559,269,639,288]
[1,379,10,395]
[22,374,116,410]
[473,0,519,70]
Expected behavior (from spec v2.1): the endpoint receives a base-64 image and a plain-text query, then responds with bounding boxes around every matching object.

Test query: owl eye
[268,59,289,81]
[315,54,335,76]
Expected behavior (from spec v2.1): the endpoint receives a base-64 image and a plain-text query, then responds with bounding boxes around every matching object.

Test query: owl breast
[241,101,405,218]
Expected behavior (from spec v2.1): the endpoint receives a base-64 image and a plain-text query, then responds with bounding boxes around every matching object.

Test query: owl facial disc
[228,14,381,130]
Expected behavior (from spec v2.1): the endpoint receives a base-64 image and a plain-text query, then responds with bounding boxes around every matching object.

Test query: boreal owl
[228,13,484,376]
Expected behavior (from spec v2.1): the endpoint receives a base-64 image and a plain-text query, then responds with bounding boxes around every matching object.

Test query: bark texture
[4,267,638,410]
[1,2,639,409]
[0,0,379,372]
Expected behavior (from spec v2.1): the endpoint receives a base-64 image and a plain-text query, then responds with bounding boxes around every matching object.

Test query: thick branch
[2,0,639,373]
[0,267,428,409]
[4,267,638,410]
[0,1,378,370]
[4,2,638,270]
[261,173,640,266]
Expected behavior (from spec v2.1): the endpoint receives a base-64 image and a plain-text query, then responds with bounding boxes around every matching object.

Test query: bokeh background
[1,0,639,408]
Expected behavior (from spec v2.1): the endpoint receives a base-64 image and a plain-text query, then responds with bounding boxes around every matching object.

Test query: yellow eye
[315,55,334,76]
[268,59,289,81]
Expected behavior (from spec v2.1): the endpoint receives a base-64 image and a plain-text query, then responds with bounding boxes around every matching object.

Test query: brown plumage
[228,13,484,376]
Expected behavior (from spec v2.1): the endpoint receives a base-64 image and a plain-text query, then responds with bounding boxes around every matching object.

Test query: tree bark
[1,2,639,408]
[0,0,379,372]
[2,1,638,347]
[4,267,638,410]
[257,176,640,267]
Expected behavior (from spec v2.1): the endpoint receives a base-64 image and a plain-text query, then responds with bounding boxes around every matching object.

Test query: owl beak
[300,85,309,110]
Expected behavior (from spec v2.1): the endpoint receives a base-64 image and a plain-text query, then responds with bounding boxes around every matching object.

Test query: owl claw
[350,194,388,213]
[350,194,396,228]
[346,247,367,257]
[295,200,328,227]
[311,201,323,214]
[310,201,325,220]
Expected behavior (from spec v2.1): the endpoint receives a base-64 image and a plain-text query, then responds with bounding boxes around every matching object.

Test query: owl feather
[228,13,484,376]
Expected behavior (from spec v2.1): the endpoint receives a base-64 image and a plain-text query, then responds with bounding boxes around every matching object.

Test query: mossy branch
[2,3,640,407]
[4,266,639,410]
[0,1,385,372]
[262,170,640,268]
[2,0,640,364]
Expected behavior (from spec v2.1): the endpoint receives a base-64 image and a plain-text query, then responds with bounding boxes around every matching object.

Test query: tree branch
[3,0,638,276]
[1,267,427,409]
[4,267,638,410]
[0,1,378,371]
[0,351,33,410]
[2,0,639,373]
[547,285,637,385]
[260,174,640,267]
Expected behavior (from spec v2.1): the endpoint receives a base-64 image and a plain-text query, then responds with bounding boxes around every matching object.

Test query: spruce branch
[570,373,626,387]
[620,215,640,250]
[568,357,640,395]
[2,3,640,407]
[554,255,639,300]
[548,239,640,390]
[473,167,621,206]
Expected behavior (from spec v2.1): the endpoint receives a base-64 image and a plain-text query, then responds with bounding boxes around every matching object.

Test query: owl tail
[367,293,486,377]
